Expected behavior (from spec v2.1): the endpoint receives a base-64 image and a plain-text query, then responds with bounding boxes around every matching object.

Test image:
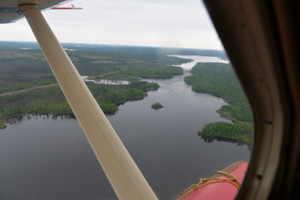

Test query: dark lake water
[0,57,250,200]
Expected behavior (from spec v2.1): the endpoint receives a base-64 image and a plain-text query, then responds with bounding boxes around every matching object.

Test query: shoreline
[198,133,251,149]
[0,79,161,130]
[0,96,146,130]
[198,99,252,146]
[181,61,253,146]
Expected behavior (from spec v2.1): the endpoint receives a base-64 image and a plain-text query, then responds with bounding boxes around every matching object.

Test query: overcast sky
[0,0,224,50]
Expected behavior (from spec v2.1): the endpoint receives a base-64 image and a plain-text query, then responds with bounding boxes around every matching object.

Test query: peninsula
[184,62,252,145]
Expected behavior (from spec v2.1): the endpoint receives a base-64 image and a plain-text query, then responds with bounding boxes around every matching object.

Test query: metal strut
[18,4,157,200]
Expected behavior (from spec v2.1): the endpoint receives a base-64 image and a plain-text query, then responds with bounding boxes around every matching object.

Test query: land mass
[184,62,252,146]
[0,42,228,129]
[151,102,164,110]
[2,42,223,128]
[0,81,160,128]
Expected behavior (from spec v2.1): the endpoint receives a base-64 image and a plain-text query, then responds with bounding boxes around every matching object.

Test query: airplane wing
[1,1,157,199]
[0,0,67,24]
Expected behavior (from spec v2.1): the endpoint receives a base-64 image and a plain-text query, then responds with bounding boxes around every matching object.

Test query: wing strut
[18,4,157,200]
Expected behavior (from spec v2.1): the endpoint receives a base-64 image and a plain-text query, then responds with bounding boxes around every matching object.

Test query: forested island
[151,102,164,110]
[0,42,201,128]
[184,62,252,145]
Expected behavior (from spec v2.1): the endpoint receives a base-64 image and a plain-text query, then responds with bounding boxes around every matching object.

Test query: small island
[151,102,164,110]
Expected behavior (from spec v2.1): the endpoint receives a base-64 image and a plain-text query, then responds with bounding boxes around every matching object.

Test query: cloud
[0,0,223,50]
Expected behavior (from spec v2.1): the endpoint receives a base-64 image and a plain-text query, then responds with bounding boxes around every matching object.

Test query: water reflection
[199,134,250,149]
[7,114,75,126]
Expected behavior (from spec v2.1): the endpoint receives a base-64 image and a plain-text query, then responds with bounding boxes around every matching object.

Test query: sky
[0,0,224,50]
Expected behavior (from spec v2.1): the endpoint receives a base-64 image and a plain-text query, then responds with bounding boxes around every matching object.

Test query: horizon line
[0,40,224,52]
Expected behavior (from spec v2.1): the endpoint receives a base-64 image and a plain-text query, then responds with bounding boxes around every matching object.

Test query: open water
[0,56,250,200]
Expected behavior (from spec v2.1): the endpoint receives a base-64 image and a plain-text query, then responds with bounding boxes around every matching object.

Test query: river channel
[0,56,250,200]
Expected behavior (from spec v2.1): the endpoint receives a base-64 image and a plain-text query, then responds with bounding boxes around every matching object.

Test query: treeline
[184,62,252,145]
[129,81,159,91]
[99,65,183,80]
[0,81,159,128]
[199,122,252,145]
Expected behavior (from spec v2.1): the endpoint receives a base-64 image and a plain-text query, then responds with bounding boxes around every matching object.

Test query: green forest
[0,42,195,128]
[184,62,253,145]
[0,82,159,128]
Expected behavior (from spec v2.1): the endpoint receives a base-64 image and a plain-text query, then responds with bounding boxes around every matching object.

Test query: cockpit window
[0,0,252,199]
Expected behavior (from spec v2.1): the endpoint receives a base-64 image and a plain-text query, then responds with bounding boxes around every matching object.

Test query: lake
[81,76,130,85]
[0,56,250,200]
[168,55,229,70]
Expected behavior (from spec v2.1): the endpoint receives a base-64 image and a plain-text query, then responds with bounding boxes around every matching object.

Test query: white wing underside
[0,0,67,23]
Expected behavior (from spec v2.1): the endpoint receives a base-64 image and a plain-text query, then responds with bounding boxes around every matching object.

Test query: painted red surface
[182,162,248,200]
